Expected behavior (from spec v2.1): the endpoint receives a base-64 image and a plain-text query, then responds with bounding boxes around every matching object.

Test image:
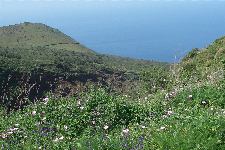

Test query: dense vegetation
[0,23,225,149]
[179,36,225,83]
[0,23,168,112]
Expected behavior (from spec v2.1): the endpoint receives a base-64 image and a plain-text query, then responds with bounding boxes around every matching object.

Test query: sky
[1,0,225,62]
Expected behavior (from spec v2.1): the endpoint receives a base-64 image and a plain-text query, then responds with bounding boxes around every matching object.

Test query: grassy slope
[0,22,167,74]
[1,23,225,149]
[101,54,167,72]
[0,22,94,54]
[179,36,225,83]
[0,23,168,111]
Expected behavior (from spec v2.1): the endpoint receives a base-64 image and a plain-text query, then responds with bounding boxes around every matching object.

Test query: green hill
[0,22,167,73]
[0,22,94,54]
[0,23,168,111]
[178,36,225,83]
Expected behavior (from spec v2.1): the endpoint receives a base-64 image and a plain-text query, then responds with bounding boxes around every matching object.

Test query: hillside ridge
[0,22,94,54]
[0,22,168,111]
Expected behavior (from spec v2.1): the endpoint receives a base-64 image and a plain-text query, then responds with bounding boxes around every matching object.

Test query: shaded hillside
[0,23,168,111]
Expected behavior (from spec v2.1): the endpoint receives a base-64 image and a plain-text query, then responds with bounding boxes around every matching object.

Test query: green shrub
[0,89,152,149]
[141,67,170,93]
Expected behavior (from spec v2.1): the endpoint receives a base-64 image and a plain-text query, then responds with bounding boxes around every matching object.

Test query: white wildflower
[96,112,101,116]
[162,115,168,119]
[59,136,64,140]
[53,137,59,142]
[14,124,19,127]
[77,101,81,106]
[32,110,37,116]
[201,101,207,104]
[188,95,193,99]
[53,136,64,142]
[165,93,169,99]
[43,97,49,104]
[92,121,96,125]
[9,128,19,132]
[1,133,7,139]
[122,128,129,135]
[7,131,13,135]
[103,125,109,130]
[166,110,173,116]
[160,126,166,130]
[64,125,68,130]
[223,111,225,115]
[140,125,146,129]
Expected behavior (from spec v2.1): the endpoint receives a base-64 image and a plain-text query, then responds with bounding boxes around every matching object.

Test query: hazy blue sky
[1,0,225,62]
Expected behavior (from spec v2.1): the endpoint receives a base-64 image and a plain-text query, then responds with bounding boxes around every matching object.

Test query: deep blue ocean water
[1,1,225,62]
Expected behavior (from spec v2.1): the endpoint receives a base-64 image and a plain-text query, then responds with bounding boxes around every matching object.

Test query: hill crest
[0,22,94,54]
